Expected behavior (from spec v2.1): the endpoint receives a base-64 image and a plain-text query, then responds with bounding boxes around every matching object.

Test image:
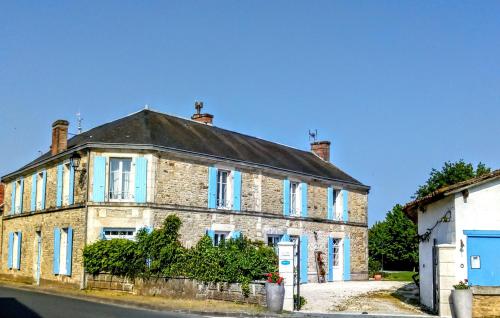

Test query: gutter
[2,142,370,192]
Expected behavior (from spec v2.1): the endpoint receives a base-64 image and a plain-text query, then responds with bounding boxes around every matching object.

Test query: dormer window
[109,158,132,200]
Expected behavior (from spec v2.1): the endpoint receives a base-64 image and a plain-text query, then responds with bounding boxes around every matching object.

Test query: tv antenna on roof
[309,129,318,143]
[76,112,83,134]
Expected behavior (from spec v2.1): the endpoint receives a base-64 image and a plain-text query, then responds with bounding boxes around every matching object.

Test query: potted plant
[373,271,383,281]
[265,272,285,313]
[452,280,472,318]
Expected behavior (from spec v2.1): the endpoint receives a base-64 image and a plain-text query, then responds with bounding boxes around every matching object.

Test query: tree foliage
[368,204,418,271]
[83,214,278,290]
[414,160,491,199]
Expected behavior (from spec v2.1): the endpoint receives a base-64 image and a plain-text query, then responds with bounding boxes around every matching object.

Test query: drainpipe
[80,149,91,290]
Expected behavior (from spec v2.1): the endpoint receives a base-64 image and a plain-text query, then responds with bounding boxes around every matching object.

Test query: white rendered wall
[417,196,455,310]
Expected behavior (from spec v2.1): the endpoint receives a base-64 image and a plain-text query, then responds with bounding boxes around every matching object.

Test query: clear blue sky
[1,1,499,225]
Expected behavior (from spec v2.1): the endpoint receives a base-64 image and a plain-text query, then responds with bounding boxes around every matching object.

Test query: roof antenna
[76,111,83,134]
[144,104,149,110]
[195,101,203,114]
[309,129,318,143]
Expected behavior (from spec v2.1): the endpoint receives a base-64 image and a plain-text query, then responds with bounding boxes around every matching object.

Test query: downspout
[80,149,91,289]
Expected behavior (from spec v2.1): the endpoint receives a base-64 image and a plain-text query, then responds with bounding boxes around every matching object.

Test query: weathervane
[195,101,204,114]
[309,129,318,143]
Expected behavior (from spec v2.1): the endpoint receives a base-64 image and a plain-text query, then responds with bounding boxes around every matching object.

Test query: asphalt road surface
[0,286,206,318]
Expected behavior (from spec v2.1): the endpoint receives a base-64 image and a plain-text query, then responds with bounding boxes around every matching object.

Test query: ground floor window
[54,227,73,276]
[8,231,22,270]
[214,231,229,246]
[267,234,283,249]
[103,228,136,240]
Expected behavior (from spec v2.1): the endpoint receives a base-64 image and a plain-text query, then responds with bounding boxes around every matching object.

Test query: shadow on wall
[0,298,42,318]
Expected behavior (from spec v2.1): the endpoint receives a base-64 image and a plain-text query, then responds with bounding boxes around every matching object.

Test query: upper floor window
[217,170,231,209]
[36,172,44,210]
[62,163,71,205]
[290,181,301,216]
[109,158,132,200]
[14,180,22,214]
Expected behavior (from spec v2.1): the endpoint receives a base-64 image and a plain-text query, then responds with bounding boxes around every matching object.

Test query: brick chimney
[51,119,69,155]
[311,141,331,162]
[191,101,214,125]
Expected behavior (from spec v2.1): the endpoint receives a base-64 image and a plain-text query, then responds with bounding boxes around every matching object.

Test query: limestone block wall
[307,182,328,219]
[0,208,86,287]
[348,190,368,224]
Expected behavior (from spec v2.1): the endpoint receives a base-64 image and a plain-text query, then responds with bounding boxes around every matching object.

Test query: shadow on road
[0,298,42,318]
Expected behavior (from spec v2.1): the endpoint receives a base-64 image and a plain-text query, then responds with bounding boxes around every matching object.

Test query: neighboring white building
[404,170,500,317]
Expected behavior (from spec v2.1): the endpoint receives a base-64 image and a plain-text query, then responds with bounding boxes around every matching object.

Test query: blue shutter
[207,167,217,209]
[68,164,75,205]
[327,187,334,220]
[135,157,148,203]
[232,170,242,211]
[66,227,73,276]
[10,182,16,215]
[342,190,349,222]
[53,228,61,274]
[232,231,241,240]
[300,235,308,284]
[343,236,351,281]
[327,237,333,282]
[92,156,106,202]
[301,183,308,217]
[19,178,24,213]
[280,233,290,242]
[56,164,63,207]
[41,170,47,210]
[206,229,215,243]
[7,232,13,269]
[16,232,22,270]
[31,174,37,212]
[100,228,106,240]
[283,179,290,216]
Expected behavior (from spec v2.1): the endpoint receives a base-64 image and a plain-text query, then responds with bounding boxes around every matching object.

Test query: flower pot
[374,274,382,281]
[265,282,285,313]
[452,289,472,318]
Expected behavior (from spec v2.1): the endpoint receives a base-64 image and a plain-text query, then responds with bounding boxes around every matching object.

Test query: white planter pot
[265,282,285,313]
[452,289,472,318]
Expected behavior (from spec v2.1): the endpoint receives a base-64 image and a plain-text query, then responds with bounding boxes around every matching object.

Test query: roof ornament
[76,111,83,134]
[144,104,150,110]
[195,101,203,115]
[309,129,318,143]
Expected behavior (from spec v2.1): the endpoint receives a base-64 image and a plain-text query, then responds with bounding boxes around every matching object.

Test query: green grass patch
[382,271,416,281]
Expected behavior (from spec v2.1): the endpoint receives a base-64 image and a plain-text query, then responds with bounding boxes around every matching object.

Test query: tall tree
[414,160,491,199]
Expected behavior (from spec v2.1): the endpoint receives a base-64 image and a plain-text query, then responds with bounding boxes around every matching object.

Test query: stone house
[404,170,500,317]
[1,106,369,288]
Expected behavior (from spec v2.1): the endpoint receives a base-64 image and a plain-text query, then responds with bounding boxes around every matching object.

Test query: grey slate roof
[6,110,368,188]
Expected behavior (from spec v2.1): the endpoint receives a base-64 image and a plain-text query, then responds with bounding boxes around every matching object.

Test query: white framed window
[109,158,133,201]
[216,170,232,209]
[14,180,22,214]
[333,189,342,220]
[103,228,136,240]
[12,232,21,269]
[290,181,301,216]
[267,234,283,252]
[59,228,68,275]
[332,238,341,266]
[36,172,44,210]
[214,231,229,246]
[62,163,71,205]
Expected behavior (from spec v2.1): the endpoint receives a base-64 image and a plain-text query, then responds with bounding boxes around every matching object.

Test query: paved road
[0,286,206,318]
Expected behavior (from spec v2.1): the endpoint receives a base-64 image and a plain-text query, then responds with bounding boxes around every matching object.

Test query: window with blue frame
[214,231,229,246]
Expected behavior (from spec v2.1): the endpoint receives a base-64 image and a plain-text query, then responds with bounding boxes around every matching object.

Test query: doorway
[331,238,343,281]
[34,231,42,285]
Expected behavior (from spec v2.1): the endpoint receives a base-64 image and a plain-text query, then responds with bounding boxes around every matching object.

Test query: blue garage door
[465,231,500,286]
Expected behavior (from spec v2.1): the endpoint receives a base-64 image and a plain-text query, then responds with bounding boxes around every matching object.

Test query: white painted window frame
[108,157,135,202]
[289,180,302,217]
[103,227,136,240]
[36,171,44,210]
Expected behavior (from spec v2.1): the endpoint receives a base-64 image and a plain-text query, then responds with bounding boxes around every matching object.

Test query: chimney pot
[311,141,331,162]
[51,119,69,155]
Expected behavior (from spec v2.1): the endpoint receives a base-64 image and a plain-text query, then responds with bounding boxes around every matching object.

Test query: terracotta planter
[452,289,472,318]
[265,282,285,313]
[374,274,382,281]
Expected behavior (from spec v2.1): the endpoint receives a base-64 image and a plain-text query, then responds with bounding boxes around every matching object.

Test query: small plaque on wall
[471,255,481,269]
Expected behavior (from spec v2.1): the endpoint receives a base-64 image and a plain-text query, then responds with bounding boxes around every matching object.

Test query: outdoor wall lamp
[70,152,82,171]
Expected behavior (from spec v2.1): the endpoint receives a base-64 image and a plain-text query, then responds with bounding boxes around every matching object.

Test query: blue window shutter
[327,237,333,282]
[327,187,334,220]
[56,164,63,207]
[68,164,75,205]
[16,232,22,270]
[31,174,37,212]
[41,170,47,210]
[53,228,61,274]
[100,228,106,240]
[280,234,290,242]
[232,170,242,211]
[10,182,16,215]
[232,231,241,240]
[343,236,351,281]
[66,227,73,276]
[342,190,349,222]
[92,156,106,202]
[135,157,148,203]
[7,232,13,269]
[207,167,217,209]
[19,178,24,213]
[301,183,308,217]
[300,235,308,284]
[283,179,290,216]
[206,229,215,243]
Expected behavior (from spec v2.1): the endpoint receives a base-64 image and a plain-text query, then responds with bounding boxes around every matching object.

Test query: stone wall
[472,287,500,318]
[1,208,86,287]
[348,190,368,224]
[87,274,266,305]
[307,182,328,219]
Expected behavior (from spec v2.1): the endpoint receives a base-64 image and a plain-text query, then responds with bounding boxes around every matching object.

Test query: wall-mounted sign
[471,255,481,269]
[281,260,290,265]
